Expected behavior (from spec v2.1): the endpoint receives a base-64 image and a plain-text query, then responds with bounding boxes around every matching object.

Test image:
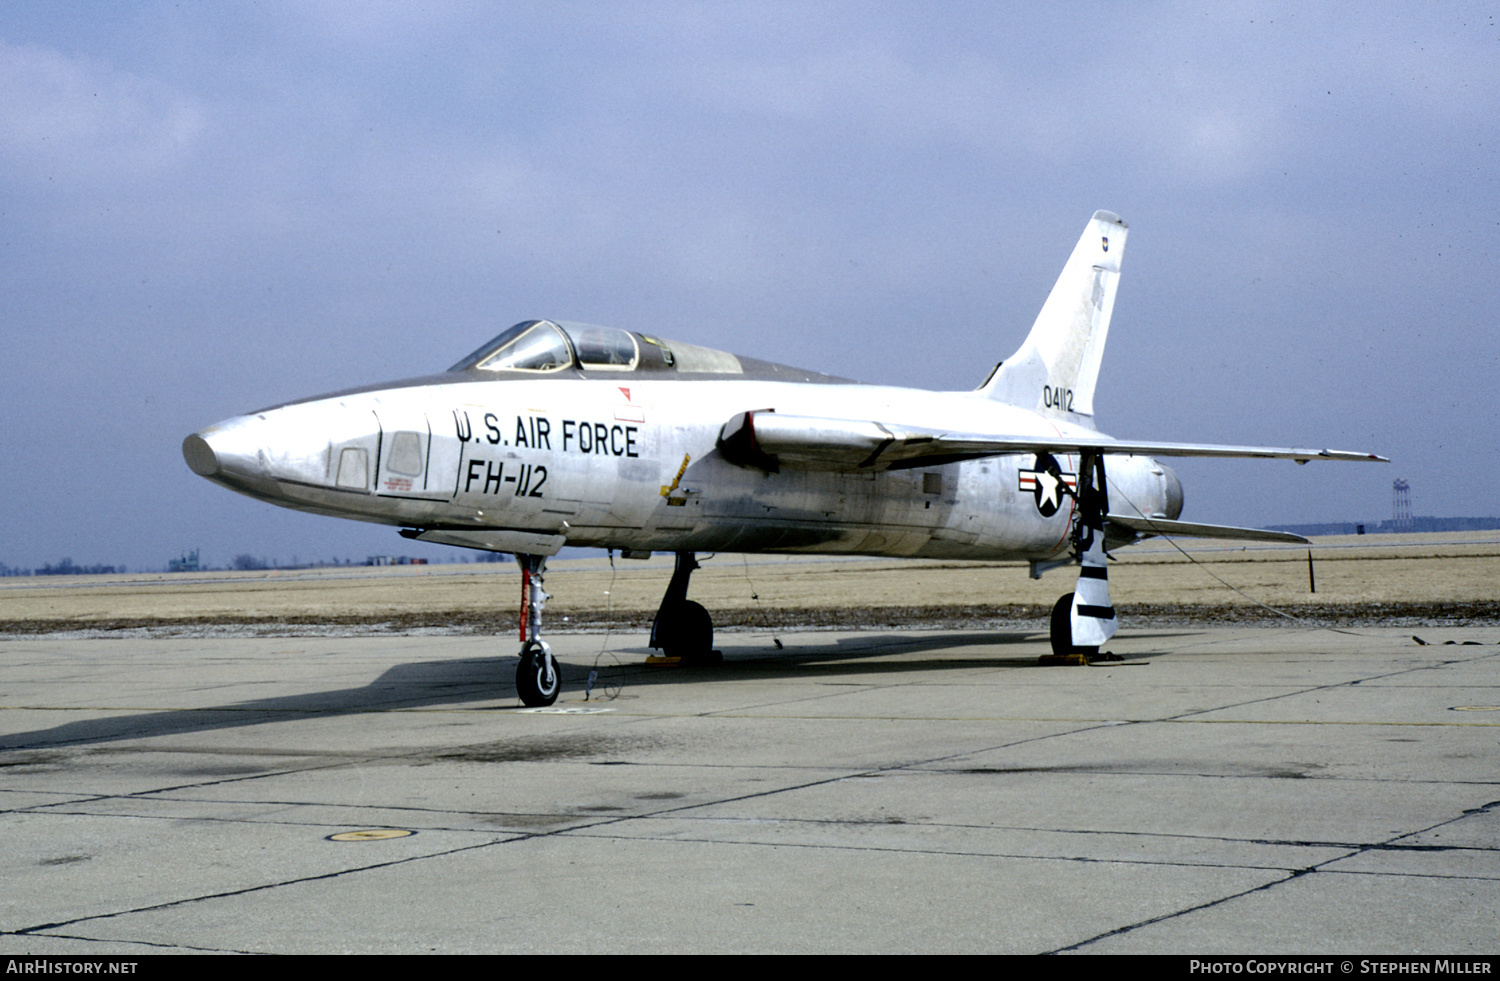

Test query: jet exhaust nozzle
[1160,463,1184,520]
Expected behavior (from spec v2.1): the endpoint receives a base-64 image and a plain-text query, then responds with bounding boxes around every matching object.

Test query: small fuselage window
[336,447,369,490]
[386,431,424,477]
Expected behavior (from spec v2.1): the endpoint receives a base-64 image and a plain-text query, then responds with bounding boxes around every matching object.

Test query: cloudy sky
[2,2,1495,572]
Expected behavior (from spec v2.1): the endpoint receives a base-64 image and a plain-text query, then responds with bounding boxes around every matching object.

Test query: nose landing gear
[515,554,561,706]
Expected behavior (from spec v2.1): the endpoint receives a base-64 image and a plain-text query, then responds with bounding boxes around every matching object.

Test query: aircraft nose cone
[182,433,220,477]
[183,408,370,489]
[182,421,263,482]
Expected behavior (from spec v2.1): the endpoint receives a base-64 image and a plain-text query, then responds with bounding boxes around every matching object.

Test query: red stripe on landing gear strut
[519,567,530,642]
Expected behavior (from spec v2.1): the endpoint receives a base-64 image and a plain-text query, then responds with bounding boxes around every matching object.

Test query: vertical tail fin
[978,211,1127,428]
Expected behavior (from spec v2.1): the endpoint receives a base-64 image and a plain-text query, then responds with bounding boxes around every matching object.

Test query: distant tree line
[32,558,124,576]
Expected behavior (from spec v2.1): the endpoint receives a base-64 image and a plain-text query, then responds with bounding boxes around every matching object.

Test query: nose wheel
[516,639,560,707]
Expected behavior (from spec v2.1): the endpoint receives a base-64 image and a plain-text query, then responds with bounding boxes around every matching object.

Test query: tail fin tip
[979,211,1129,425]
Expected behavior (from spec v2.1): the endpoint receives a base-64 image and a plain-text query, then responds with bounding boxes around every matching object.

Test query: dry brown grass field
[3,531,1496,634]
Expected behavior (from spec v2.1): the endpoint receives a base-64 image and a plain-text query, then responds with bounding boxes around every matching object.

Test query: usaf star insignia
[1018,454,1077,517]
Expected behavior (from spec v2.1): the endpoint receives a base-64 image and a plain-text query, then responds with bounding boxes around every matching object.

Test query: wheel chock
[1038,652,1090,666]
[645,650,724,667]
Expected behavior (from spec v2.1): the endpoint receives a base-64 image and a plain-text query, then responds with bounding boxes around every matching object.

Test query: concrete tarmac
[1,624,1497,954]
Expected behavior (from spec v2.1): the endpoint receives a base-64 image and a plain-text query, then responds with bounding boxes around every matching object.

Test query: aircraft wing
[718,411,1388,472]
[1105,514,1310,544]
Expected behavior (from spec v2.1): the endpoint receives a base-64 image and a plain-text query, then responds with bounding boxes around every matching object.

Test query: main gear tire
[656,600,715,663]
[1049,592,1098,659]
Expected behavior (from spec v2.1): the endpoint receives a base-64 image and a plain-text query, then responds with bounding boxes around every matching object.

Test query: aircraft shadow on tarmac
[0,629,1170,752]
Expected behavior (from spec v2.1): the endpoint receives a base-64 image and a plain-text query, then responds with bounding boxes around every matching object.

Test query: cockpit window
[449,320,573,373]
[560,322,638,370]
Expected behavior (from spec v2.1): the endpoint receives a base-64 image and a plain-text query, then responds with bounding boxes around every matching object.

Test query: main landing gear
[1044,451,1120,665]
[515,553,561,706]
[650,551,720,663]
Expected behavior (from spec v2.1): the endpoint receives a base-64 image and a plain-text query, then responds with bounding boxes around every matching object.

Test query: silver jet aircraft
[184,212,1384,705]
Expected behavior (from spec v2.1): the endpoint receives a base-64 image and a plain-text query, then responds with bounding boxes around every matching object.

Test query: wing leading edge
[717,410,1388,473]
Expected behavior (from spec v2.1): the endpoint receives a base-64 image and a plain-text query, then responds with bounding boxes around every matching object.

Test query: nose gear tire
[516,643,560,706]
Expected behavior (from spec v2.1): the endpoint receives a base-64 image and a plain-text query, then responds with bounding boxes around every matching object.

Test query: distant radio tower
[1392,479,1413,532]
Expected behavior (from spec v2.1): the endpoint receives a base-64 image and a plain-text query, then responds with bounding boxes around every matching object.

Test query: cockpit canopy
[445,319,790,379]
[450,320,642,373]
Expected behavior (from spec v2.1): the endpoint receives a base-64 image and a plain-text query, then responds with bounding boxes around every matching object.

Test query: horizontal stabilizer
[718,410,1388,473]
[1106,514,1309,544]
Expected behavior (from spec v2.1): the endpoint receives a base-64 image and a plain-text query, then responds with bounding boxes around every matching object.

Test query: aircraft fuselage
[185,373,1179,562]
